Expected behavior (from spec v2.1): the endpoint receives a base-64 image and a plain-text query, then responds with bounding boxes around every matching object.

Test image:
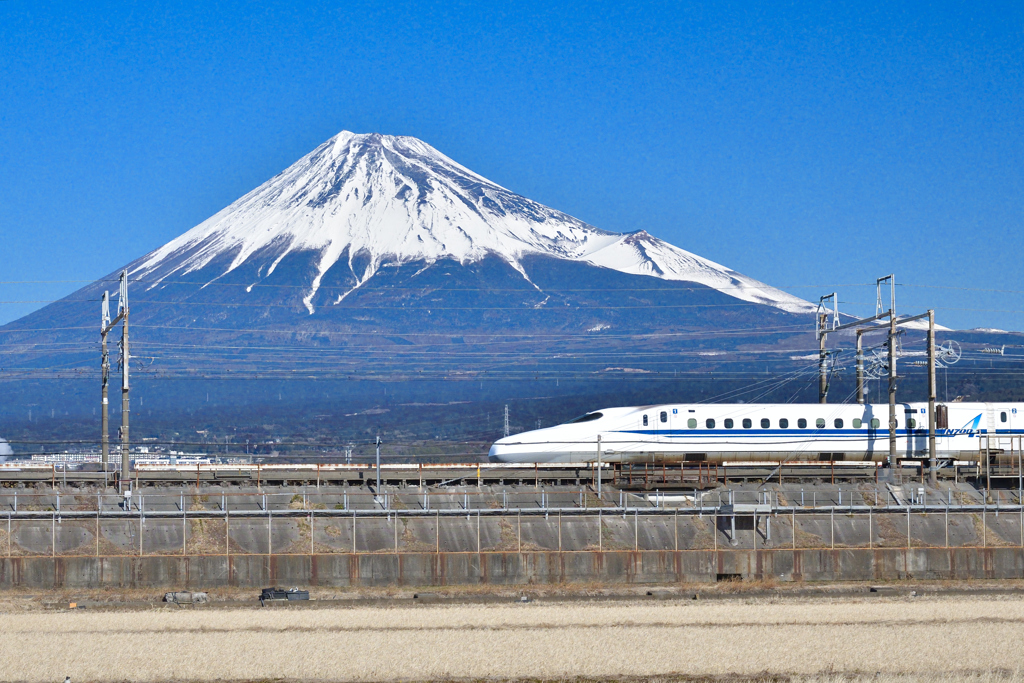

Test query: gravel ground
[3,590,1024,682]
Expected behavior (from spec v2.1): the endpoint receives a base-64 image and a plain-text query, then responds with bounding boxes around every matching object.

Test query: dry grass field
[3,594,1024,682]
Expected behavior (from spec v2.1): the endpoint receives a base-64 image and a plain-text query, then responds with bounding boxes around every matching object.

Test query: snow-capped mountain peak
[134,131,813,314]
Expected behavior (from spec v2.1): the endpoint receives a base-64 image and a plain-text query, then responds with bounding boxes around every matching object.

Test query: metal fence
[2,485,1024,557]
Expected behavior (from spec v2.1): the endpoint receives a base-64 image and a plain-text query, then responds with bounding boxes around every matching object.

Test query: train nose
[488,439,511,462]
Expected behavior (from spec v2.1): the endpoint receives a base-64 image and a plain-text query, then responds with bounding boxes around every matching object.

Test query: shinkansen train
[487,402,1024,464]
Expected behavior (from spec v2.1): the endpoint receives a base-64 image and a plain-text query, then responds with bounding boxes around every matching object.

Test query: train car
[487,402,1024,464]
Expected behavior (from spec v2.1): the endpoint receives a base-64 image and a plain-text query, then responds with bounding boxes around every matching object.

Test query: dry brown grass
[185,517,230,555]
[688,514,717,550]
[400,519,436,553]
[3,595,1024,682]
[793,522,824,549]
[971,514,1017,547]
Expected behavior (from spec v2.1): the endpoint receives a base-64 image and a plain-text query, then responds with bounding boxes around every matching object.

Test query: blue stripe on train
[614,428,1024,438]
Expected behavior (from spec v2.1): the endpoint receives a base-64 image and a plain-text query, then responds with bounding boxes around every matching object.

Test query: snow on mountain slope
[134,131,813,314]
[581,230,811,313]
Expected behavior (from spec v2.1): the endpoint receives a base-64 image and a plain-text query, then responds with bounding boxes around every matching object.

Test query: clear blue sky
[1,1,1022,330]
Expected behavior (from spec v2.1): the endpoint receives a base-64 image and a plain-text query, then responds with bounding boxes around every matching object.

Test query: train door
[986,405,1013,470]
[864,405,878,459]
[998,405,1015,433]
[656,407,670,442]
[934,404,948,457]
[905,406,926,457]
[995,405,1015,451]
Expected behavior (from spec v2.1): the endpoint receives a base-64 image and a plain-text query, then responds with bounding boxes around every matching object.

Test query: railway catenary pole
[118,270,130,490]
[819,311,828,403]
[882,275,897,467]
[100,275,128,482]
[856,330,865,405]
[596,434,602,495]
[872,274,899,467]
[100,292,111,471]
[928,310,937,486]
[888,311,897,466]
[375,436,382,498]
[816,293,839,403]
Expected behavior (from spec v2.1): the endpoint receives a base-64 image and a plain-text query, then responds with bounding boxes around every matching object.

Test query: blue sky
[1,0,1021,330]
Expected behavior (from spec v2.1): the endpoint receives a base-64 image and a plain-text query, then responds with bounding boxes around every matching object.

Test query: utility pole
[596,434,602,495]
[879,275,897,467]
[100,292,111,472]
[816,293,836,404]
[856,329,865,405]
[928,309,937,486]
[375,436,382,499]
[819,312,828,403]
[888,311,897,466]
[503,405,509,438]
[100,272,129,483]
[118,270,130,489]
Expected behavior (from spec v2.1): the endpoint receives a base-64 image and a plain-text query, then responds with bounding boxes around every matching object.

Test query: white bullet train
[488,402,1024,464]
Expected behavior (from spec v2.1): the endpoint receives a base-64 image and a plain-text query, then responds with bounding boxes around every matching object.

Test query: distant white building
[135,455,213,466]
[0,438,12,461]
[27,451,215,467]
[31,453,101,464]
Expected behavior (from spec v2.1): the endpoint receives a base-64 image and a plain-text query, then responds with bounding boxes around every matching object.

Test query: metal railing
[0,483,1018,517]
[2,503,1022,558]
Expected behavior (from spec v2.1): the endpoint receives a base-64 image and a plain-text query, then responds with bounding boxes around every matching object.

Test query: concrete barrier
[3,547,1024,589]
[2,509,1023,588]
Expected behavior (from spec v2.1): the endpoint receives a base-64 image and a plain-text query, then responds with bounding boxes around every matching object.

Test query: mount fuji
[130,131,812,317]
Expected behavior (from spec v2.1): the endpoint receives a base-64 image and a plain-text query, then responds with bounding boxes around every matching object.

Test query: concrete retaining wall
[3,510,1023,588]
[2,547,1024,589]
[4,509,1019,555]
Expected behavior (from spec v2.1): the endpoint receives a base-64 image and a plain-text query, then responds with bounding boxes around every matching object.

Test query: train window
[779,418,789,428]
[760,418,770,429]
[798,418,807,429]
[1002,412,1008,423]
[816,418,826,429]
[642,415,648,427]
[660,411,667,423]
[853,419,862,428]
[742,418,752,429]
[834,418,844,428]
[706,418,715,429]
[687,418,697,429]
[724,418,734,428]
[871,418,880,428]
[569,412,603,424]
[908,418,917,429]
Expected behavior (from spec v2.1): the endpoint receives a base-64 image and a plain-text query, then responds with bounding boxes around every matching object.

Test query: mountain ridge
[129,131,813,315]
